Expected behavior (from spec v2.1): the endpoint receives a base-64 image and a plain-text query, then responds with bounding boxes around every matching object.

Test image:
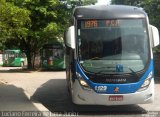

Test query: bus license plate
[109,95,123,101]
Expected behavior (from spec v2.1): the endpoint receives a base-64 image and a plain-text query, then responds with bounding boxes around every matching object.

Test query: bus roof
[73,5,147,19]
[4,50,21,53]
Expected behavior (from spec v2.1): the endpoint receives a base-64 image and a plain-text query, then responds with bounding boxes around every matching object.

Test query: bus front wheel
[68,68,74,100]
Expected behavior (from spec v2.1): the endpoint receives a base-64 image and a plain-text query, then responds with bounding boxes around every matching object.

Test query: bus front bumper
[72,79,154,105]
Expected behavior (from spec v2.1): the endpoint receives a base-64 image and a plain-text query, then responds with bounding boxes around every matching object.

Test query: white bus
[65,5,159,105]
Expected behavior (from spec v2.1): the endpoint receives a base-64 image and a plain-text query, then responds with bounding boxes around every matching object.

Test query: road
[0,67,160,117]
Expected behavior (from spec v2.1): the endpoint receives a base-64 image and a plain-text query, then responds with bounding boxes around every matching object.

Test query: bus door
[14,53,22,66]
[4,51,15,65]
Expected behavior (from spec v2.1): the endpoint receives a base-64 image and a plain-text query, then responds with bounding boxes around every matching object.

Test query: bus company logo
[114,87,119,93]
[105,78,127,83]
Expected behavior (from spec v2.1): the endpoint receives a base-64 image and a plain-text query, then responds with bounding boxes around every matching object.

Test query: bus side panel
[65,46,75,86]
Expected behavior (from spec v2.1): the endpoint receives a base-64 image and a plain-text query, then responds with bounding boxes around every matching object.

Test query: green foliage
[65,0,97,8]
[83,0,97,5]
[0,0,30,49]
[0,0,62,68]
[0,0,98,68]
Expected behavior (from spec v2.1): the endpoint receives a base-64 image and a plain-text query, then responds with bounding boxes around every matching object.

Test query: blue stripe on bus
[76,60,153,94]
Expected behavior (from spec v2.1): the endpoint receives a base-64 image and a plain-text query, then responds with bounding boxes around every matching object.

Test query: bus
[40,43,65,70]
[65,5,160,105]
[3,49,27,67]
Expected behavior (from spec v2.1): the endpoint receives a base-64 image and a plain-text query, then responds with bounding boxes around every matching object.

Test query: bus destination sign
[82,20,119,29]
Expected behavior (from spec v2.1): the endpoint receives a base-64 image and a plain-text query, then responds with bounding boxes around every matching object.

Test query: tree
[61,0,97,8]
[0,0,30,50]
[1,0,98,69]
[3,0,63,69]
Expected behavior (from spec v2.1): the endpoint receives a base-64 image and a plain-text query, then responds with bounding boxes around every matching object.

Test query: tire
[68,68,74,102]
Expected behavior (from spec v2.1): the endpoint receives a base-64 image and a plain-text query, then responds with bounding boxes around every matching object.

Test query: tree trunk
[32,52,36,69]
[26,50,32,69]
[23,36,33,69]
[22,37,39,70]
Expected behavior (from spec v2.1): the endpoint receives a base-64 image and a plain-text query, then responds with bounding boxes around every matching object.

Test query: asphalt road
[0,67,160,117]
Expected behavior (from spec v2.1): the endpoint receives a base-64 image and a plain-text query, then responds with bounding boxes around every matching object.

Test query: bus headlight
[79,79,88,87]
[137,72,152,92]
[76,72,92,91]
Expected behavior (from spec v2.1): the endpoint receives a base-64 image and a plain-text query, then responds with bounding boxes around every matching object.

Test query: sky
[96,0,111,5]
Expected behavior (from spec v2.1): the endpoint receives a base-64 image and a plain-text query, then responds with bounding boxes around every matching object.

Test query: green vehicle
[3,50,27,67]
[41,43,65,70]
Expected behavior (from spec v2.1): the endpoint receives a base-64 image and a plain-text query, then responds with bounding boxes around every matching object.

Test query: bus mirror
[65,26,75,49]
[150,25,159,47]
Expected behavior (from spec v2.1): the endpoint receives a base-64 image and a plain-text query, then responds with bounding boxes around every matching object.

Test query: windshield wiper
[94,66,139,77]
[127,67,139,78]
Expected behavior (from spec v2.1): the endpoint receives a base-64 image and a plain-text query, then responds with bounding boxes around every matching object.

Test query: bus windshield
[42,45,64,59]
[77,19,150,74]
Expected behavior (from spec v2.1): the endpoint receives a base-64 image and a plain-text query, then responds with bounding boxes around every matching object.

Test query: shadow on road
[0,67,65,73]
[0,83,40,111]
[31,79,147,115]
